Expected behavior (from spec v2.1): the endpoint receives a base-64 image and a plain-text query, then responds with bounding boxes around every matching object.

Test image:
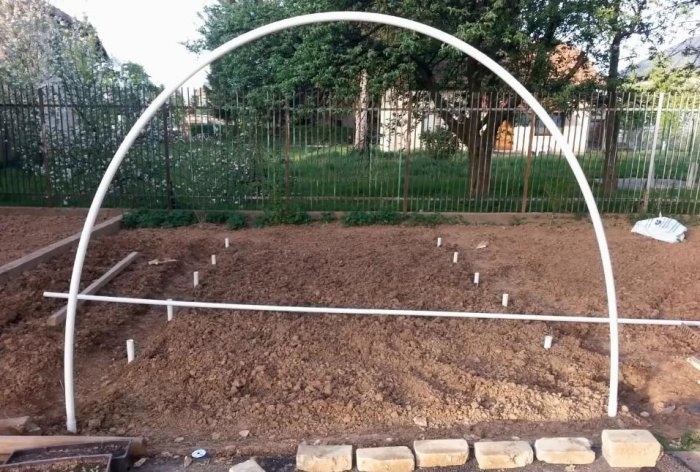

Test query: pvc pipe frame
[61,12,620,433]
[45,291,700,327]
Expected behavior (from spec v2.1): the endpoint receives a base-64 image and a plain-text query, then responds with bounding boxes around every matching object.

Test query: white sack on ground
[631,216,687,243]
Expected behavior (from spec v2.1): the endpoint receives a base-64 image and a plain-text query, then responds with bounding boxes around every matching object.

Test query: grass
[2,136,699,214]
[655,431,700,451]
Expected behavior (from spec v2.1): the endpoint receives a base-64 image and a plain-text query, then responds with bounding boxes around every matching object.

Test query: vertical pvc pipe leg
[225,238,230,248]
[126,339,135,363]
[167,298,174,322]
[437,237,442,247]
[453,252,459,263]
[502,294,509,307]
[193,271,199,287]
[211,255,217,265]
[474,272,480,285]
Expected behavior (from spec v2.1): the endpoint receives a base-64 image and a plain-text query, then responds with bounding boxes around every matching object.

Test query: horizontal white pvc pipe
[61,12,621,431]
[43,292,700,327]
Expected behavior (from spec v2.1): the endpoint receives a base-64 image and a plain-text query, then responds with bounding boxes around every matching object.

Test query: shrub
[320,211,335,223]
[204,212,229,224]
[419,128,460,159]
[226,212,247,230]
[343,210,404,226]
[122,209,196,228]
[254,207,310,227]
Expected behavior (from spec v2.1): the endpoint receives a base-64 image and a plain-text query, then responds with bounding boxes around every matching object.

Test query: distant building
[378,45,598,155]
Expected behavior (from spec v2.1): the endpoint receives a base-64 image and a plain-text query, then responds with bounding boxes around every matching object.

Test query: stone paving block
[474,441,533,469]
[230,459,266,472]
[602,429,662,468]
[356,446,415,472]
[297,444,353,472]
[534,437,595,465]
[688,355,700,371]
[413,439,469,468]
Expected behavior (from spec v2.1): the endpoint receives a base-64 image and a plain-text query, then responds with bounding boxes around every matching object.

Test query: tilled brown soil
[0,218,699,453]
[0,209,119,265]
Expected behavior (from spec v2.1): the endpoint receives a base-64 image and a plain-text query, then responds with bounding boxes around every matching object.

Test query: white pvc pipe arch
[61,12,620,433]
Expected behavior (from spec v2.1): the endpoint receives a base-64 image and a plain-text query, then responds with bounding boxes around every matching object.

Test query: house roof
[46,4,109,60]
[629,36,700,77]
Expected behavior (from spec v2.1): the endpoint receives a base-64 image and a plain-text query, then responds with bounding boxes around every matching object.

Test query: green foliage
[404,213,450,227]
[122,209,197,229]
[320,211,335,223]
[226,212,247,230]
[419,128,460,159]
[343,210,404,226]
[190,123,219,137]
[204,211,230,224]
[203,211,247,229]
[192,0,596,104]
[254,207,311,227]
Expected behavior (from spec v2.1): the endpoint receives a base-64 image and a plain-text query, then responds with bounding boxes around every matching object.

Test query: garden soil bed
[0,217,699,454]
[0,209,120,265]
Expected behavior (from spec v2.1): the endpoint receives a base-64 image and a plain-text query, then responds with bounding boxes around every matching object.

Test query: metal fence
[2,84,700,214]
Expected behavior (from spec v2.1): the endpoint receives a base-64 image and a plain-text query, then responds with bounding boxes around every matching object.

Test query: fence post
[642,92,664,213]
[162,103,174,210]
[521,111,537,212]
[402,93,412,213]
[285,100,291,205]
[37,87,54,207]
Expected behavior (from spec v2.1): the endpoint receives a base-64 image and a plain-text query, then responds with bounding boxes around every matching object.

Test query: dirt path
[0,218,698,453]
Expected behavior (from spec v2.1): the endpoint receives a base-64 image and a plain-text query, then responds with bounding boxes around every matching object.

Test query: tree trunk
[435,93,500,197]
[602,6,623,193]
[353,69,369,152]
[468,137,493,196]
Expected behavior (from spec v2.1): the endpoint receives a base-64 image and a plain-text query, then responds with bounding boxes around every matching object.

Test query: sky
[48,0,700,88]
[48,0,216,88]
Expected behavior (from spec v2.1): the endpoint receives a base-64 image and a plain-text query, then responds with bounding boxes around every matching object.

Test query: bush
[343,210,404,226]
[419,128,460,159]
[226,212,247,230]
[204,212,229,224]
[122,209,196,228]
[320,211,335,223]
[254,207,311,227]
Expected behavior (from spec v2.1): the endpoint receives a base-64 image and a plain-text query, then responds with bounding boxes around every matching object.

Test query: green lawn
[2,139,699,214]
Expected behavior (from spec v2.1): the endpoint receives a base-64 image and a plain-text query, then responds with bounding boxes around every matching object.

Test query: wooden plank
[0,215,122,282]
[0,436,147,457]
[47,252,140,326]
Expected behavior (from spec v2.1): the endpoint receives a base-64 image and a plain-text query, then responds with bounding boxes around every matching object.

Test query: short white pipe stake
[502,293,509,307]
[544,335,553,349]
[453,252,459,263]
[225,238,230,248]
[126,339,135,363]
[437,237,442,247]
[193,271,199,288]
[211,255,217,265]
[167,298,174,322]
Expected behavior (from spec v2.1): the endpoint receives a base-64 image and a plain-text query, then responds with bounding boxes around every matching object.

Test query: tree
[0,0,165,205]
[573,0,695,192]
[194,0,599,196]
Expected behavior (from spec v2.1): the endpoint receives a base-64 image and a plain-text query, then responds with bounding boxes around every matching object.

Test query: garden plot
[1,218,699,452]
[0,209,119,266]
